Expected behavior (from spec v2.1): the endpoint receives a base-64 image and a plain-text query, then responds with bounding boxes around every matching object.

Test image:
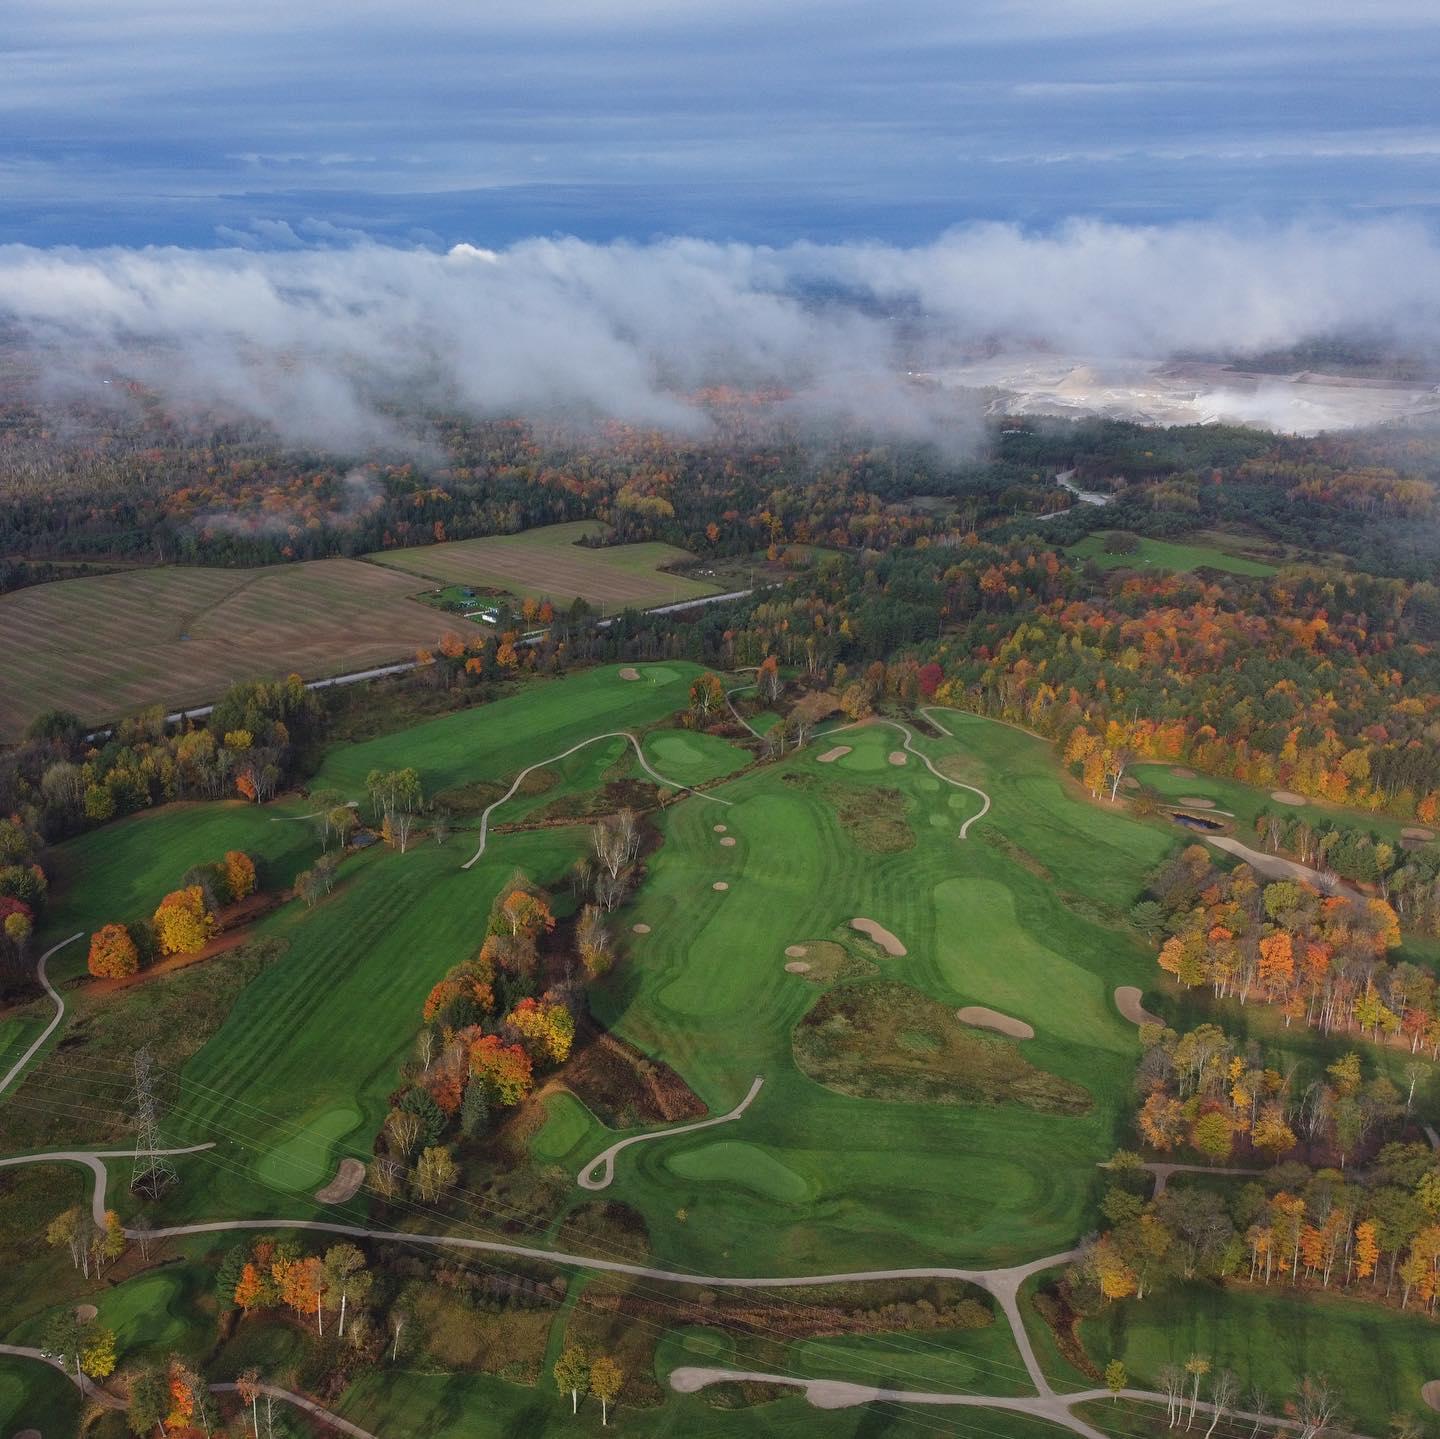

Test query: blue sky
[6,0,1440,247]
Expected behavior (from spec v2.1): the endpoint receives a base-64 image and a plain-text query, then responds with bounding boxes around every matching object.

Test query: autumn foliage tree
[151,885,215,955]
[223,849,257,900]
[469,1034,534,1106]
[88,923,140,979]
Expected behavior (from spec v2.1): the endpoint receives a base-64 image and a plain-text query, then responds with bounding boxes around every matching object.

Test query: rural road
[459,729,730,869]
[577,1075,765,1190]
[0,932,83,1098]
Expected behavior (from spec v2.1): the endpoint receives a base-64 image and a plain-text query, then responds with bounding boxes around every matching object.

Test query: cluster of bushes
[87,848,256,978]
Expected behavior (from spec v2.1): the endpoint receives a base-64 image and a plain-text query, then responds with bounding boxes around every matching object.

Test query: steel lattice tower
[130,1047,178,1199]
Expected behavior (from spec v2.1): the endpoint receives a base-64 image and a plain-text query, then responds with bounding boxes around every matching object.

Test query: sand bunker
[1270,790,1307,806]
[1121,777,1140,791]
[888,751,908,766]
[713,881,729,891]
[956,1006,1034,1040]
[1177,796,1215,809]
[1115,986,1162,1028]
[14,1430,40,1439]
[817,746,852,763]
[1170,767,1196,778]
[785,961,812,974]
[850,918,906,956]
[314,1157,366,1205]
[1404,827,1436,842]
[74,1303,98,1322]
[632,923,651,934]
[719,836,737,847]
[713,824,728,833]
[1423,1381,1440,1412]
[618,667,641,681]
[784,945,808,958]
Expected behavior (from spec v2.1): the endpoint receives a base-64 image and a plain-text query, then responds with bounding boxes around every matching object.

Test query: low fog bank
[1,218,1438,449]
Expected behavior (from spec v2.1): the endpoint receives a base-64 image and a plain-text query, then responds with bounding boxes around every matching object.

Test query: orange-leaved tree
[469,1035,534,1106]
[152,885,215,955]
[88,923,140,979]
[224,850,257,901]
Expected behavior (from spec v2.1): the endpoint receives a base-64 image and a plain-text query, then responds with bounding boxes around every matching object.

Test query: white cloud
[0,218,1436,447]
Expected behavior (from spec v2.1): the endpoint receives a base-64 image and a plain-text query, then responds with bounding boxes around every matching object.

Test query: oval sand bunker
[1422,1381,1440,1412]
[712,881,729,891]
[1270,790,1307,806]
[1115,986,1162,1027]
[315,1157,366,1205]
[618,666,641,681]
[956,1006,1034,1040]
[850,918,906,956]
[632,923,651,934]
[1176,796,1215,809]
[719,836,737,847]
[74,1303,98,1322]
[713,824,728,833]
[817,745,851,763]
[784,945,808,958]
[785,961,812,974]
[888,751,908,766]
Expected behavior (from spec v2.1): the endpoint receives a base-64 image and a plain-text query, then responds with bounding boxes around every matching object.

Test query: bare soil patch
[1270,790,1307,806]
[618,667,641,681]
[888,751,908,766]
[632,923,651,934]
[712,881,729,891]
[1176,796,1215,808]
[784,961,812,974]
[795,982,1090,1115]
[850,917,906,956]
[816,746,851,763]
[1404,827,1436,842]
[719,836,737,847]
[784,945,808,958]
[1114,986,1162,1028]
[314,1157,366,1204]
[956,1007,1035,1040]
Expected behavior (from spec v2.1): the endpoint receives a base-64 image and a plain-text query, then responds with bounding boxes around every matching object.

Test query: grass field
[366,520,719,610]
[1081,1282,1440,1432]
[1069,533,1278,576]
[577,714,1176,1275]
[0,558,455,738]
[0,1356,80,1437]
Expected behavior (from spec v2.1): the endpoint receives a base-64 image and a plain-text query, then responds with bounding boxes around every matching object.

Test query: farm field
[1069,532,1278,576]
[365,519,720,610]
[0,558,454,739]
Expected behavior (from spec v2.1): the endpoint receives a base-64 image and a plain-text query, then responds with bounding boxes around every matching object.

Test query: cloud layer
[3,218,1439,444]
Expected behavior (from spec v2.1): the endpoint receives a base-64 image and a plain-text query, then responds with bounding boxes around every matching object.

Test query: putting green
[94,1268,196,1353]
[253,1105,362,1192]
[644,730,750,785]
[531,1091,595,1163]
[666,1141,811,1204]
[834,730,892,772]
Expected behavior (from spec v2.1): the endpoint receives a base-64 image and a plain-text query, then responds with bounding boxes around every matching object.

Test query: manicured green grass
[643,730,752,786]
[365,520,717,610]
[1069,533,1278,576]
[531,1092,596,1164]
[0,1356,81,1437]
[1081,1282,1440,1433]
[253,1104,364,1191]
[312,662,700,799]
[666,1141,812,1204]
[587,714,1175,1274]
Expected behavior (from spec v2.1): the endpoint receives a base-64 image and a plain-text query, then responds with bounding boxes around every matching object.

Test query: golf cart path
[577,1075,765,1190]
[859,715,992,838]
[1203,835,1361,899]
[212,1381,378,1438]
[0,1342,126,1410]
[461,729,730,869]
[0,932,83,1098]
[724,680,766,737]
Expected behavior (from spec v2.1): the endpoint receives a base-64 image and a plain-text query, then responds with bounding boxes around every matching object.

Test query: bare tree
[385,1109,422,1159]
[1158,1364,1185,1428]
[1185,1355,1211,1429]
[1245,1385,1271,1438]
[1294,1375,1342,1439]
[1204,1371,1239,1439]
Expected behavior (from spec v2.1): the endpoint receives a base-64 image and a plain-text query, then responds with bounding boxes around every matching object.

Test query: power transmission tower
[130,1048,178,1199]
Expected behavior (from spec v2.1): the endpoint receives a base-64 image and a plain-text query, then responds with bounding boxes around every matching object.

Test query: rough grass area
[1080,1281,1440,1435]
[0,558,456,738]
[793,981,1092,1115]
[1069,532,1278,576]
[780,941,876,985]
[0,938,287,1152]
[365,520,717,609]
[783,771,914,853]
[413,1286,556,1382]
